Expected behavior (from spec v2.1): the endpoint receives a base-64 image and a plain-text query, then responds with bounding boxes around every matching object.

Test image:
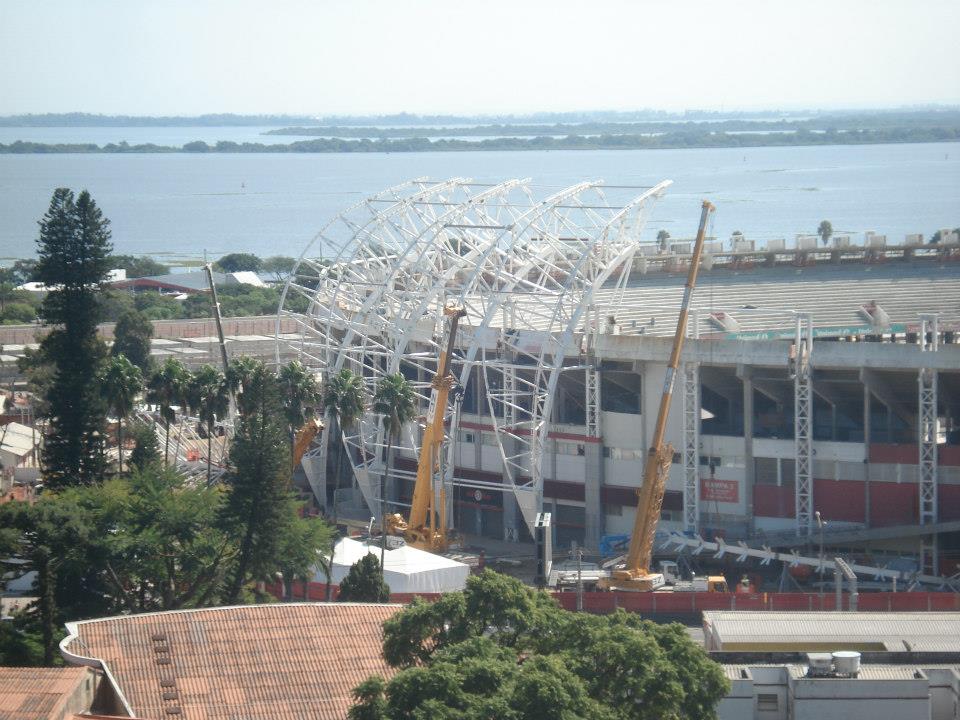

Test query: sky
[1,0,959,116]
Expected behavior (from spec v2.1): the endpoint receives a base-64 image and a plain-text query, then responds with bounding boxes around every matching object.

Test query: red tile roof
[62,603,401,720]
[0,666,92,720]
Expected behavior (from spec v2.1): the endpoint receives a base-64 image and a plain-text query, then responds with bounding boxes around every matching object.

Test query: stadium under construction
[276,178,960,584]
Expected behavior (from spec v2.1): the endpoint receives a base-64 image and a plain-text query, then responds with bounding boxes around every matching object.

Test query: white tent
[318,537,470,594]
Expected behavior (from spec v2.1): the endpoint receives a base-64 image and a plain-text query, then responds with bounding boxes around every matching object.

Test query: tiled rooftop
[62,603,402,720]
[0,666,91,720]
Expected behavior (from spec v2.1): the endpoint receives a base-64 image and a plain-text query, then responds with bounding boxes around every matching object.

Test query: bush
[1,301,38,324]
[338,554,390,603]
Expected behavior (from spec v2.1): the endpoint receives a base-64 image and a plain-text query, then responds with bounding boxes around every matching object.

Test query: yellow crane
[600,200,723,592]
[384,305,467,551]
[292,417,324,469]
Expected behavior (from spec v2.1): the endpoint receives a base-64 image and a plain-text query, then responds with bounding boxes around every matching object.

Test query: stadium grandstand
[277,178,960,581]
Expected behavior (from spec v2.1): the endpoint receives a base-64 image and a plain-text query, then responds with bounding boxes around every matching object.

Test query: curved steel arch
[278,178,671,537]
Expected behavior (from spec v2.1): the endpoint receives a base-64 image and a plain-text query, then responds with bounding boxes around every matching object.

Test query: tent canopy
[318,537,469,594]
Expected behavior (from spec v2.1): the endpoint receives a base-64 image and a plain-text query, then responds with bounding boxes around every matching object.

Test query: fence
[270,581,959,614]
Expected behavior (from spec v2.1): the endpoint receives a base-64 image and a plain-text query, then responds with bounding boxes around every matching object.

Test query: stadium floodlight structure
[276,178,671,539]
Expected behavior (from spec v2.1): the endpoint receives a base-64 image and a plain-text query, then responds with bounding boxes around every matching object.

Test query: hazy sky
[2,0,958,116]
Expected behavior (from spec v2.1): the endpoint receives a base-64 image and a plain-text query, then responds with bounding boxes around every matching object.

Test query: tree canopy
[110,254,170,278]
[214,252,263,273]
[111,308,154,372]
[337,554,391,603]
[350,571,729,720]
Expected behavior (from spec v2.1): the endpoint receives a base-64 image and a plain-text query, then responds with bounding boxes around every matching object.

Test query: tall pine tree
[222,363,298,603]
[36,189,113,487]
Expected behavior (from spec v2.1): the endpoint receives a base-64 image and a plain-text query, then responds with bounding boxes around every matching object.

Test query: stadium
[276,178,960,581]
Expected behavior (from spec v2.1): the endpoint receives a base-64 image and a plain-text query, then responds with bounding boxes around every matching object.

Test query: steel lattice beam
[794,313,814,536]
[919,314,939,575]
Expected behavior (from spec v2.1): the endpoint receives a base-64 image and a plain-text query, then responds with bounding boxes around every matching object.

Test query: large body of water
[0,140,956,261]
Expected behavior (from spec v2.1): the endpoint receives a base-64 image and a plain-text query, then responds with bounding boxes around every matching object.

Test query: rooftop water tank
[806,653,833,677]
[832,651,861,677]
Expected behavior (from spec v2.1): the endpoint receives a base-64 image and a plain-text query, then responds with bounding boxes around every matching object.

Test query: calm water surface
[0,142,956,260]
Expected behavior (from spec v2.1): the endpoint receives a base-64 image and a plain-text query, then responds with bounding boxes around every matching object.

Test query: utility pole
[816,511,826,601]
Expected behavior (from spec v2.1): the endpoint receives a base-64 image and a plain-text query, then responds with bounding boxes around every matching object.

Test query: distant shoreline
[2,127,958,154]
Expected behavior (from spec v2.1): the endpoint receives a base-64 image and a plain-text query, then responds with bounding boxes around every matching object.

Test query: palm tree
[101,354,144,473]
[226,355,264,418]
[372,373,416,570]
[321,367,366,596]
[322,369,366,513]
[817,220,833,247]
[146,357,189,466]
[188,364,230,483]
[279,360,321,458]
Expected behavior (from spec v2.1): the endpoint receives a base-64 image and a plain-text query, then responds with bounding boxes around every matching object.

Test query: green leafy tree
[0,613,46,666]
[353,570,729,720]
[276,511,335,601]
[133,290,181,320]
[187,364,229,482]
[8,259,38,285]
[127,420,161,470]
[110,254,170,278]
[372,373,416,568]
[221,363,301,603]
[111,308,154,372]
[262,255,297,282]
[35,188,113,488]
[337,553,390,603]
[817,219,833,247]
[1,300,38,324]
[0,496,96,664]
[214,252,262,273]
[146,357,190,466]
[100,354,144,473]
[90,466,235,611]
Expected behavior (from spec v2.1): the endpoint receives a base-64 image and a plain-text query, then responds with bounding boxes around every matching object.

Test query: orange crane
[384,305,467,551]
[600,200,720,592]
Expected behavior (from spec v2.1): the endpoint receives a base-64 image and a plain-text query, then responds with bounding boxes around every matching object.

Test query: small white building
[0,422,40,490]
[717,661,960,720]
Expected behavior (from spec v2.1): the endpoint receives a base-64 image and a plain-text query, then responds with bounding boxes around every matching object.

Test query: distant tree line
[264,110,960,138]
[3,124,959,154]
[0,253,301,324]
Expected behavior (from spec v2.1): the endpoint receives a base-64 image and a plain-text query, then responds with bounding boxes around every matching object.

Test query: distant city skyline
[2,0,958,116]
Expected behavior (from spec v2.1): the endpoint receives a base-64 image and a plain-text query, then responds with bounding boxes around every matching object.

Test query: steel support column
[682,310,701,533]
[919,314,939,575]
[794,313,814,536]
[584,360,604,551]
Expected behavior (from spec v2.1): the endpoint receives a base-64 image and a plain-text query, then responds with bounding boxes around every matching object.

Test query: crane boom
[602,200,715,592]
[385,305,466,550]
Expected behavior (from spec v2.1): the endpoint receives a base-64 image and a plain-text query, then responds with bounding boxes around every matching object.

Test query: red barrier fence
[552,591,960,614]
[270,582,958,614]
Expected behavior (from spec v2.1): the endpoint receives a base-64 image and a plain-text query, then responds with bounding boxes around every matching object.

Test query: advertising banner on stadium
[700,477,739,503]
